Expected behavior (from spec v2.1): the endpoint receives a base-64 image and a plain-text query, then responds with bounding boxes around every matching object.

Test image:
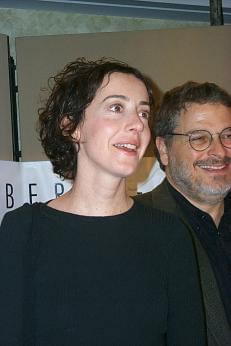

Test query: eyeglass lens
[189,128,231,151]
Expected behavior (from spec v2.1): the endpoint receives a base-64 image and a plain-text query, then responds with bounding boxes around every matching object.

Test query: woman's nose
[126,112,144,132]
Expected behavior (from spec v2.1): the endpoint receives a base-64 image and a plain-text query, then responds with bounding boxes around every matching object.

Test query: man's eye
[110,104,123,112]
[222,132,231,139]
[190,135,207,143]
[191,135,203,141]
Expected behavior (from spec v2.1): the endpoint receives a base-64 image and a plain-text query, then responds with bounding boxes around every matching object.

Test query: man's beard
[167,156,231,205]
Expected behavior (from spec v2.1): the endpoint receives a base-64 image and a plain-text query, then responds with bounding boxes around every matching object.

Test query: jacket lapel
[138,180,231,345]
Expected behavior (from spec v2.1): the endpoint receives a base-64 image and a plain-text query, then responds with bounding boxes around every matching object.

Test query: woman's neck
[48,172,133,216]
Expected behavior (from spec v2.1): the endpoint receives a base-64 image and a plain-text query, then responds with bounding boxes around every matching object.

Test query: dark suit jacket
[135,179,231,346]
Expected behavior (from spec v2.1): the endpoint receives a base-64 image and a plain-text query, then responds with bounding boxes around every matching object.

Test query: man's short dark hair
[153,81,231,168]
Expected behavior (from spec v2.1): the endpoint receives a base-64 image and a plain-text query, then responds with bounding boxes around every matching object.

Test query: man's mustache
[194,157,231,166]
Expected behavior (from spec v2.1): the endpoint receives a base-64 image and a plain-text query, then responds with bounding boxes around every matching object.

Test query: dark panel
[0,34,13,160]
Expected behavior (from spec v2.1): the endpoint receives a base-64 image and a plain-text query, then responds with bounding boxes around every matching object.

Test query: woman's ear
[71,126,81,143]
[60,116,80,142]
[60,116,72,136]
[156,137,169,167]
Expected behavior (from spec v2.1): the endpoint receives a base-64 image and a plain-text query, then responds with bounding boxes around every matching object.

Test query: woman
[0,58,205,345]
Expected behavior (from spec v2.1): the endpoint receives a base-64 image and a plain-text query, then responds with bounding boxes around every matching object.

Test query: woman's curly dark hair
[38,57,155,180]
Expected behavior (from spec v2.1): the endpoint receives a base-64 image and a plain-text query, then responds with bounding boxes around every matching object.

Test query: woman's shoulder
[1,202,41,224]
[0,202,47,243]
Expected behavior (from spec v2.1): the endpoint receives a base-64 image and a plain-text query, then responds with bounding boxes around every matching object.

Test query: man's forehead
[180,102,231,117]
[178,102,231,128]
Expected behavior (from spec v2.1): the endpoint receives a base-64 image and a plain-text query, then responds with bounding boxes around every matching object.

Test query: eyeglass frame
[164,127,231,152]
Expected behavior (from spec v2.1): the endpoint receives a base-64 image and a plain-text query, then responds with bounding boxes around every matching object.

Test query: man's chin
[194,185,230,203]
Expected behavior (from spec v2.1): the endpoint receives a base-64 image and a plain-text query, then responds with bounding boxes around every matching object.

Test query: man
[136,81,231,345]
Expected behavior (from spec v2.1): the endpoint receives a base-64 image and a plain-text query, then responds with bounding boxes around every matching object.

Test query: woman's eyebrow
[102,95,128,102]
[140,101,150,106]
[102,95,150,106]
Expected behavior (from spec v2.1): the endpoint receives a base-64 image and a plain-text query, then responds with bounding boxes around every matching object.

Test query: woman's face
[74,72,151,179]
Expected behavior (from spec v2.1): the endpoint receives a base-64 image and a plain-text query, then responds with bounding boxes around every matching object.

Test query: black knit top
[0,201,205,345]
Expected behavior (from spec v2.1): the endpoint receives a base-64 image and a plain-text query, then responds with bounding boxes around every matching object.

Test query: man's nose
[207,134,227,156]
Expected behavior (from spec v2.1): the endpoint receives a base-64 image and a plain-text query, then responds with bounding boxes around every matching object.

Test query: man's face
[157,103,231,205]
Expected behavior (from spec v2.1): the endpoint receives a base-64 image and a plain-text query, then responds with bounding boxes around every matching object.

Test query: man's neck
[167,179,224,227]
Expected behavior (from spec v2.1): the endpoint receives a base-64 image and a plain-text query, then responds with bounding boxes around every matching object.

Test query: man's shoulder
[134,180,171,208]
[134,190,153,207]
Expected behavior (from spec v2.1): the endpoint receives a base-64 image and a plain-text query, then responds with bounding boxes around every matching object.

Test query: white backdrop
[0,160,72,222]
[0,159,165,223]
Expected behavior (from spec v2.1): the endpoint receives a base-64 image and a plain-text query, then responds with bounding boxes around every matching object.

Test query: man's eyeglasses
[165,127,231,152]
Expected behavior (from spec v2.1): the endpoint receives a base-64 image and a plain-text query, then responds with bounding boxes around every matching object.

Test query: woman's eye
[110,104,123,113]
[139,111,150,119]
